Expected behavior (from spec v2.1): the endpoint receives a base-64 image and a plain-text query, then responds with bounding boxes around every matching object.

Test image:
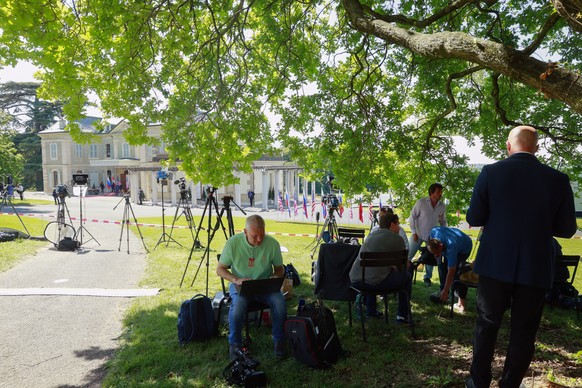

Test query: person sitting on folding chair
[349,213,411,323]
[426,226,473,313]
[216,215,287,361]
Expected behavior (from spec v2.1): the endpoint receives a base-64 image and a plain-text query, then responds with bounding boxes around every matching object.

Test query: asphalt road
[0,194,151,388]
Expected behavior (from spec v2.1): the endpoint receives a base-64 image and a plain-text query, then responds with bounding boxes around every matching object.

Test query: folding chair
[349,250,415,341]
[550,254,581,318]
[217,255,269,343]
[337,227,366,244]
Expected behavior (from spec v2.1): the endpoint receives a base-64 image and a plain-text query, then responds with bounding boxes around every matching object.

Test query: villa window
[50,143,58,160]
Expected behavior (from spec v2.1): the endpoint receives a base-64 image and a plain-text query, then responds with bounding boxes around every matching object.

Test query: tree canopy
[0,0,580,213]
[0,82,63,189]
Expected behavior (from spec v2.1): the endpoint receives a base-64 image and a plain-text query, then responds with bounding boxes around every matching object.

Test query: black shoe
[423,278,432,287]
[465,377,476,388]
[396,315,409,325]
[429,293,444,304]
[229,344,241,361]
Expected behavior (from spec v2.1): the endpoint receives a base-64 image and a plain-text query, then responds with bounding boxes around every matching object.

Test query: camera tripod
[168,190,202,249]
[154,179,181,250]
[180,188,246,294]
[0,192,30,237]
[75,185,99,246]
[308,205,339,259]
[114,195,149,254]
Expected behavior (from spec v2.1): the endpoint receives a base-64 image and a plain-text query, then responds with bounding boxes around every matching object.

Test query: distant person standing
[100,181,105,193]
[407,183,447,286]
[52,188,58,204]
[138,188,145,205]
[465,126,576,388]
[248,190,255,207]
[16,183,24,200]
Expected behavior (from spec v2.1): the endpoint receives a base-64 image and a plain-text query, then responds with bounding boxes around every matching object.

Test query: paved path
[0,207,149,388]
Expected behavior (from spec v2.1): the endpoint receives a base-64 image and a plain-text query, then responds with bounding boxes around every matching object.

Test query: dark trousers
[437,252,470,299]
[470,276,546,388]
[351,270,412,317]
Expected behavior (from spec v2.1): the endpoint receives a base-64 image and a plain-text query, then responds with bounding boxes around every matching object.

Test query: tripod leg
[118,206,126,252]
[127,201,149,253]
[180,195,214,287]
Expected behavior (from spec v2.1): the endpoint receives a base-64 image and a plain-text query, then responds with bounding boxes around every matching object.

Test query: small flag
[369,203,374,221]
[311,191,317,217]
[294,193,299,216]
[338,194,344,218]
[303,195,308,218]
[322,201,327,219]
[278,192,284,213]
[359,202,363,222]
[286,192,291,217]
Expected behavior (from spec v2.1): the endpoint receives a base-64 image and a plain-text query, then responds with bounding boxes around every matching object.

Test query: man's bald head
[507,126,538,155]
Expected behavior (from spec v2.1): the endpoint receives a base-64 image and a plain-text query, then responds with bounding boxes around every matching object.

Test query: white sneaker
[453,303,466,314]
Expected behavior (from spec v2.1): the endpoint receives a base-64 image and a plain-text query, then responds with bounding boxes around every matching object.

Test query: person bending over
[216,215,287,361]
[426,226,473,313]
[349,213,411,323]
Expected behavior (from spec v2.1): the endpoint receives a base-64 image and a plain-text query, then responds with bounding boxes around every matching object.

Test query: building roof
[39,116,118,134]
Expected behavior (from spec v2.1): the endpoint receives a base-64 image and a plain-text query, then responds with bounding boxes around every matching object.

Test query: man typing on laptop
[217,215,287,361]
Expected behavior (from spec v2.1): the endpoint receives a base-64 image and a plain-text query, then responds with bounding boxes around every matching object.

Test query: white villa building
[38,117,310,210]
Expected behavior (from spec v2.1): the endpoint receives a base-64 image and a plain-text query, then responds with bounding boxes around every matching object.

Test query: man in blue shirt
[426,226,473,313]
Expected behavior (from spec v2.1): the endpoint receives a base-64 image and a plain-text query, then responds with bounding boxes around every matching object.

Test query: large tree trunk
[342,0,582,114]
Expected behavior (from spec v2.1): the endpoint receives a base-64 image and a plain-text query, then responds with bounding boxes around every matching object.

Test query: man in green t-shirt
[217,215,287,361]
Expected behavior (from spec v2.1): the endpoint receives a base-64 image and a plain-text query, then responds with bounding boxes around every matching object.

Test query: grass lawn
[1,213,581,387]
[0,215,49,272]
[104,216,582,388]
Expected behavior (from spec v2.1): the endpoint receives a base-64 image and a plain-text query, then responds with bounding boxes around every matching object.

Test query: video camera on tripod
[174,177,187,193]
[56,184,71,199]
[322,193,340,210]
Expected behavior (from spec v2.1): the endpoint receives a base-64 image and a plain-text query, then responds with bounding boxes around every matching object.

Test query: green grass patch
[0,215,49,272]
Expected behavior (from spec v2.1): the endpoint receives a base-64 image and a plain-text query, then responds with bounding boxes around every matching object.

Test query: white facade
[38,118,305,208]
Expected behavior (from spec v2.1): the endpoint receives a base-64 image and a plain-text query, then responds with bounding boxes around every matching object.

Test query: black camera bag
[57,237,80,251]
[284,300,343,369]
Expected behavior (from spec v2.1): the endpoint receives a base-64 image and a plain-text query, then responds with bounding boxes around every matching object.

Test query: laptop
[238,277,284,297]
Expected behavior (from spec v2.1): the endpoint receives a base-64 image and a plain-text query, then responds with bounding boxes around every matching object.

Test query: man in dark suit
[466,125,577,388]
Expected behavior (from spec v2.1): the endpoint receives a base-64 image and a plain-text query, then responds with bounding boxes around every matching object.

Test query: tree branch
[342,0,582,114]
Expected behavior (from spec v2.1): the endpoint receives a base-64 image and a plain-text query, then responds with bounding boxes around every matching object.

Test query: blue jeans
[408,237,433,280]
[351,270,412,317]
[228,283,287,346]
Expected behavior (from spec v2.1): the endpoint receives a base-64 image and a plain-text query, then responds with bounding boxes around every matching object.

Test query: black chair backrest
[359,250,408,290]
[555,255,580,285]
[360,250,408,269]
[338,227,366,243]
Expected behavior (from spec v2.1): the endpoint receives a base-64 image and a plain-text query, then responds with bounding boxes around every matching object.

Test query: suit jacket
[467,152,576,289]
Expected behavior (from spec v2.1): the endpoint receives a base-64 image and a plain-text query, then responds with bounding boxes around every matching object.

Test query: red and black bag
[284,300,343,369]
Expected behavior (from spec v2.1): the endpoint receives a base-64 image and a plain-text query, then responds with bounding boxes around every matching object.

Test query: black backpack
[57,237,80,251]
[177,294,216,344]
[284,300,344,368]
